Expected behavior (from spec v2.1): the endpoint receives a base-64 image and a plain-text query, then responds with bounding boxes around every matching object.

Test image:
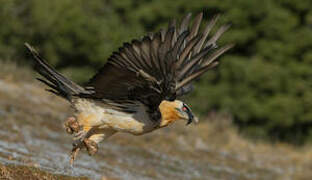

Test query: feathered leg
[69,112,100,146]
[85,128,116,155]
[70,128,116,164]
[65,116,116,164]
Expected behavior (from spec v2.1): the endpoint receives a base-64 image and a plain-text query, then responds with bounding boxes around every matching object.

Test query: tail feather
[24,43,88,101]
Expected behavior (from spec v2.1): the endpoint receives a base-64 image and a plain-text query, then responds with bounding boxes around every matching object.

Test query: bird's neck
[158,101,180,127]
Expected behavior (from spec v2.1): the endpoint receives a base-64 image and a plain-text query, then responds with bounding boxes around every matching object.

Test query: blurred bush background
[1,0,312,144]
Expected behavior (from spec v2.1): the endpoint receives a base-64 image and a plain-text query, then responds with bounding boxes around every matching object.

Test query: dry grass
[112,116,312,179]
[0,163,88,180]
[188,118,312,180]
[0,61,35,83]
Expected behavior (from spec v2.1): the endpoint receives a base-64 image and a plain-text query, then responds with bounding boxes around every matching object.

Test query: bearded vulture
[25,12,233,164]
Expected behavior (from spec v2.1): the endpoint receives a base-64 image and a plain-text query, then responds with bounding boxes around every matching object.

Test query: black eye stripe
[182,104,190,112]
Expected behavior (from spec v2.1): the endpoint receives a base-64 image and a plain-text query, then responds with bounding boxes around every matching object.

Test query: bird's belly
[73,99,158,135]
[102,113,157,135]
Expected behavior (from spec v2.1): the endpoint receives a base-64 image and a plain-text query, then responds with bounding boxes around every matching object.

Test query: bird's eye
[182,106,187,112]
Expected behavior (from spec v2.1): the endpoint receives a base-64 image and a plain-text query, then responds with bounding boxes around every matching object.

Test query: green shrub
[0,0,143,82]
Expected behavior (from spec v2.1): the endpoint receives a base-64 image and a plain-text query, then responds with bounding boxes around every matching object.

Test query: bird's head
[159,100,198,127]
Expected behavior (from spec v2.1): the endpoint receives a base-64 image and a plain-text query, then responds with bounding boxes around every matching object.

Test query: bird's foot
[73,130,98,155]
[83,138,98,156]
[70,145,80,165]
[69,137,98,164]
[64,116,80,134]
[70,133,86,165]
[70,137,85,165]
[72,130,88,150]
[70,129,96,164]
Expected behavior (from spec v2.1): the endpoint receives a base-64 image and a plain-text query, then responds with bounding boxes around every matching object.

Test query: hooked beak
[186,110,194,125]
[186,115,199,125]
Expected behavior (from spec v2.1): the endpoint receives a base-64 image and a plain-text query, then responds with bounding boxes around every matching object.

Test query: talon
[70,146,80,165]
[72,137,86,150]
[84,139,98,156]
[64,117,80,134]
[72,139,82,148]
[70,135,87,164]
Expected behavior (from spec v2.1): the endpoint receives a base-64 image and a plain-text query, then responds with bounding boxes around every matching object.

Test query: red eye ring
[182,106,187,111]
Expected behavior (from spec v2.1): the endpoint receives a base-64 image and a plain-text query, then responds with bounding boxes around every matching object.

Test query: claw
[64,117,80,134]
[84,139,98,156]
[70,146,80,165]
[70,135,86,165]
[72,131,88,150]
[67,120,96,163]
[70,129,93,164]
[69,137,98,164]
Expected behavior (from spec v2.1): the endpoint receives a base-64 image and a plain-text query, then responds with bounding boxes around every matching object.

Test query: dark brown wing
[86,12,234,114]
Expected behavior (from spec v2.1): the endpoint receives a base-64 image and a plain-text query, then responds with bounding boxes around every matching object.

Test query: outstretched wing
[86,12,234,114]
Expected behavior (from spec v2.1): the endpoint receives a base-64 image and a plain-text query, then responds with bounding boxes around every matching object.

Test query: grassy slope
[1,61,312,179]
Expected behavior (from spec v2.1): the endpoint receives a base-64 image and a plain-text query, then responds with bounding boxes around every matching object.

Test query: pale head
[158,100,197,127]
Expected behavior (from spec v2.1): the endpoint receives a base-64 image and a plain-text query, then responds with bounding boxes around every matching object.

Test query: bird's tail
[24,43,89,101]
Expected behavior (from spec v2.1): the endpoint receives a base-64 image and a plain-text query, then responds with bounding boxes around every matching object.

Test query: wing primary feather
[158,28,175,75]
[201,43,234,67]
[168,18,177,29]
[177,45,211,79]
[137,69,159,84]
[168,19,177,46]
[164,27,175,51]
[188,12,203,41]
[147,32,154,39]
[179,13,192,34]
[109,59,125,69]
[152,32,166,77]
[123,43,142,70]
[162,28,176,70]
[176,62,218,91]
[46,89,61,96]
[205,23,231,49]
[187,13,204,60]
[110,53,128,68]
[127,41,147,71]
[143,36,160,78]
[185,13,203,60]
[172,31,190,61]
[130,40,151,72]
[119,47,140,71]
[176,44,234,90]
[140,36,153,69]
[176,34,202,68]
[36,78,58,90]
[193,14,220,53]
[160,28,166,42]
[136,38,154,71]
[150,32,162,71]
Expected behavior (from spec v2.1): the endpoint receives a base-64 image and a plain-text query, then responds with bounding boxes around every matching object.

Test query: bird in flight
[25,12,233,164]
